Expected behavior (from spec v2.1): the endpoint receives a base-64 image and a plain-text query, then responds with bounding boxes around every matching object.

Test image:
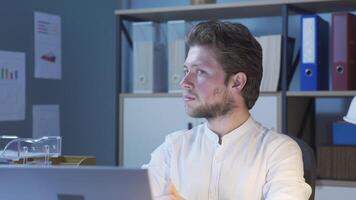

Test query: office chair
[292,137,316,200]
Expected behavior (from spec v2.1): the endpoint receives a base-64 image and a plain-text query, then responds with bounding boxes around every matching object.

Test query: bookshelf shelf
[115,0,356,22]
[317,179,356,187]
[287,91,356,97]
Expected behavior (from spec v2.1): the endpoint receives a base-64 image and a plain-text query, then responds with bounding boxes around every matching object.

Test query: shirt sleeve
[262,137,312,200]
[142,136,173,198]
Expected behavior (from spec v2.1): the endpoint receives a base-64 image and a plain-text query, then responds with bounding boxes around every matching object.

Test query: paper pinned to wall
[32,105,60,138]
[0,50,26,121]
[34,12,62,79]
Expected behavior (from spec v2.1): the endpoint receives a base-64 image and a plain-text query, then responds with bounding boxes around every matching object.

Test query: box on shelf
[317,146,356,180]
[332,121,356,145]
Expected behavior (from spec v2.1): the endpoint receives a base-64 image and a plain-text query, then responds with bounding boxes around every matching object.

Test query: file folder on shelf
[132,22,167,93]
[331,12,356,91]
[256,34,282,92]
[167,20,190,93]
[256,34,295,92]
[300,15,329,91]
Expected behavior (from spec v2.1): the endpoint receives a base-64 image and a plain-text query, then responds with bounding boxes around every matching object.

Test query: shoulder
[259,128,303,165]
[250,119,301,157]
[164,124,203,145]
[150,124,203,157]
[265,129,300,152]
[264,128,298,145]
[250,120,299,150]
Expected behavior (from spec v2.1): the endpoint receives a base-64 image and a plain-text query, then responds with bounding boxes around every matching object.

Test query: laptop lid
[0,166,152,200]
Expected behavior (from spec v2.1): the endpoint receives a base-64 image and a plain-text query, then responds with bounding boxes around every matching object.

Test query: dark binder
[300,15,329,91]
[331,12,356,91]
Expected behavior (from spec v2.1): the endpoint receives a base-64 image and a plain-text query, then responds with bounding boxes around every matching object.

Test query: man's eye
[197,70,206,75]
[183,69,188,75]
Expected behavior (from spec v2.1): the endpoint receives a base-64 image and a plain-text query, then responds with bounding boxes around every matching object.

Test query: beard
[185,89,235,119]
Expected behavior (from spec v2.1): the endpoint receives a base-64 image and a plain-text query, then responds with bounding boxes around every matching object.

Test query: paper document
[0,50,26,121]
[32,105,60,138]
[34,12,62,79]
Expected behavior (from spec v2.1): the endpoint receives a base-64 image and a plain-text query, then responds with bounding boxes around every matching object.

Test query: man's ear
[231,72,247,91]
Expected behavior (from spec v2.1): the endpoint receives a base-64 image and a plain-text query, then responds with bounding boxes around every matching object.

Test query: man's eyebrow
[183,64,198,68]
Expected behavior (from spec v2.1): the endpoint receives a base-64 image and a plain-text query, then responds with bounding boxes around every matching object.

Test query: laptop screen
[0,166,152,200]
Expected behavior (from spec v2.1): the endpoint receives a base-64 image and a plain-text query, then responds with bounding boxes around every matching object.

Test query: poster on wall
[32,104,60,139]
[34,12,62,79]
[0,51,26,121]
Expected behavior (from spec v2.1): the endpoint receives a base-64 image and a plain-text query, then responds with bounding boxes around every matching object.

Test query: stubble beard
[185,90,235,119]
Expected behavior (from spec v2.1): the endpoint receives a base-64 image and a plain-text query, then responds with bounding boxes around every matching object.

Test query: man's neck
[207,108,250,138]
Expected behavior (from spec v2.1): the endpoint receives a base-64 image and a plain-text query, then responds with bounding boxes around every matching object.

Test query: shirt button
[214,157,221,163]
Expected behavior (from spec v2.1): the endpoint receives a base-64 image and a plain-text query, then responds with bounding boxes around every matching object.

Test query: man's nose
[180,72,193,90]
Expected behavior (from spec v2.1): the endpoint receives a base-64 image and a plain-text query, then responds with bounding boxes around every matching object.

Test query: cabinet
[120,92,281,167]
[115,0,356,190]
[119,93,202,167]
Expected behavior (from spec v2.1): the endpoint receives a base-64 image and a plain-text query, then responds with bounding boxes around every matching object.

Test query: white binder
[132,22,167,93]
[256,34,282,92]
[167,20,190,93]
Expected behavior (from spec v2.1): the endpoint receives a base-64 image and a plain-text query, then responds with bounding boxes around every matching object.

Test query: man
[144,20,312,200]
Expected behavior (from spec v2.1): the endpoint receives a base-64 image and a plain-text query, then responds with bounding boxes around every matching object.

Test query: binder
[257,35,282,92]
[256,35,294,92]
[132,22,167,93]
[167,20,189,93]
[331,12,356,91]
[300,15,329,91]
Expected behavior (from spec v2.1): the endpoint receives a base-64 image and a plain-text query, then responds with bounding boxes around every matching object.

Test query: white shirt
[145,117,312,200]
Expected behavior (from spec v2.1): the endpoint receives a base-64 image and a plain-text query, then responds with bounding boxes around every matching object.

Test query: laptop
[0,165,152,200]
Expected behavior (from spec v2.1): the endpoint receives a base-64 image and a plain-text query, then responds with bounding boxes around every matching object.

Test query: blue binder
[300,15,329,91]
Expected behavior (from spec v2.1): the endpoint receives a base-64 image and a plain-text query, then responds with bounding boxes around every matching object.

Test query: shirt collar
[204,116,257,145]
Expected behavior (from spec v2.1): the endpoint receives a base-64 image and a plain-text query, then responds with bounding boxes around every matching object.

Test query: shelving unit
[114,0,356,189]
[115,0,356,134]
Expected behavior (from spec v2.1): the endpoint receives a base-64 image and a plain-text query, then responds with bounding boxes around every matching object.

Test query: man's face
[180,45,235,119]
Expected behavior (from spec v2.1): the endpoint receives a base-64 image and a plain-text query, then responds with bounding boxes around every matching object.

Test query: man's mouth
[183,94,196,101]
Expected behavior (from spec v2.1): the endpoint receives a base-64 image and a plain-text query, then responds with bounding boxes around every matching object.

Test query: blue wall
[0,0,120,165]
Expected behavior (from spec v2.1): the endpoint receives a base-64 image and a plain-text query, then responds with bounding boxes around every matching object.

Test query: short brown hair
[186,20,262,109]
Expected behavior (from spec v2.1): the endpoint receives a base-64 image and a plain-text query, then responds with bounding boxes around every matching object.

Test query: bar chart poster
[34,12,62,79]
[0,50,25,121]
